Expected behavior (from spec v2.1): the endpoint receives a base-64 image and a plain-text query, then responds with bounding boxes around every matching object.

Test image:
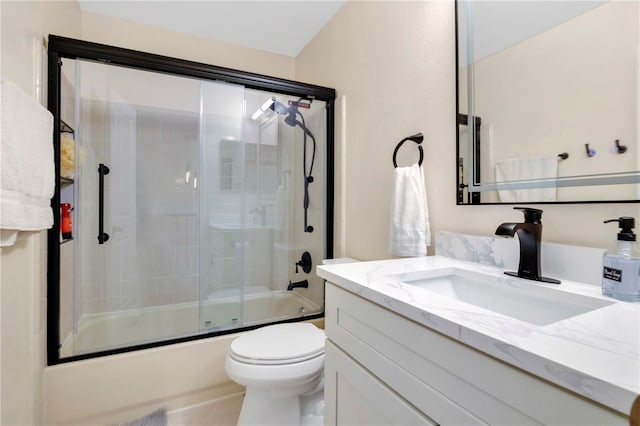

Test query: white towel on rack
[389,163,430,257]
[0,75,54,245]
[495,155,558,202]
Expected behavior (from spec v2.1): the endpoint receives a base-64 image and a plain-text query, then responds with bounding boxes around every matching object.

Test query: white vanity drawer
[325,283,627,426]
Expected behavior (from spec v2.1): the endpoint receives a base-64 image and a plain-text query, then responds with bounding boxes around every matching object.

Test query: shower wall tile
[83,283,103,300]
[175,249,194,278]
[121,284,141,309]
[186,246,199,276]
[103,283,122,300]
[82,299,104,316]
[157,278,175,295]
[104,297,124,313]
[173,277,199,304]
[157,292,173,306]
[121,249,138,279]
[138,281,159,308]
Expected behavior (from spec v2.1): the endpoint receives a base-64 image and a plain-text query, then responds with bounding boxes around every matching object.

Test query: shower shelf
[59,119,75,246]
[60,119,75,186]
[60,119,74,134]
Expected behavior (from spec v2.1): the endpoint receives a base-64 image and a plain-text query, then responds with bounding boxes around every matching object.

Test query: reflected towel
[495,155,558,202]
[0,76,54,241]
[389,163,430,257]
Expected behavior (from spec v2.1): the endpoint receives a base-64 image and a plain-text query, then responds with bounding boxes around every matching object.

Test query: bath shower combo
[46,35,335,364]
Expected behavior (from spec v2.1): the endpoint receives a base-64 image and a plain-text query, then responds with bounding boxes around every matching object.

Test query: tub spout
[495,207,560,284]
[287,279,309,291]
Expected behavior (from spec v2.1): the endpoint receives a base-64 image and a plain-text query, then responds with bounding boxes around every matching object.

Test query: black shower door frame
[46,35,335,365]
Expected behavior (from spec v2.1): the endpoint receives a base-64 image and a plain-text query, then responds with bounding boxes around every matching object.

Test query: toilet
[225,322,326,426]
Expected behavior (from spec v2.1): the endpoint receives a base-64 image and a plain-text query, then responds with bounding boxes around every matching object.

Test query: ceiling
[78,0,346,57]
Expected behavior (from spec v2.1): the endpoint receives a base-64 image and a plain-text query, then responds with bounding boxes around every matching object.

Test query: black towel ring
[393,132,424,168]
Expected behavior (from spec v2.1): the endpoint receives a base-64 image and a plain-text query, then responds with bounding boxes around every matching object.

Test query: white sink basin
[387,267,614,326]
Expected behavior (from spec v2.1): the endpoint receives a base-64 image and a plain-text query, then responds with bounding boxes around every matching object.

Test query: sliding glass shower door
[66,59,245,354]
[198,81,246,331]
[49,36,334,363]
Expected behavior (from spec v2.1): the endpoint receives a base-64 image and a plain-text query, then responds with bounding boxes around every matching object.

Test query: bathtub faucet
[287,279,309,291]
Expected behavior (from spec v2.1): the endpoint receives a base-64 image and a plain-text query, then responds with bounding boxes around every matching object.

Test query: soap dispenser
[602,217,640,302]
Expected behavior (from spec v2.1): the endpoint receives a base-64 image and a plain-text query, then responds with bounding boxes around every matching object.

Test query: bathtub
[61,290,321,357]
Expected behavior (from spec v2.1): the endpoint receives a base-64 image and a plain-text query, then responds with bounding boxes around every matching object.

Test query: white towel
[0,76,54,244]
[389,163,430,257]
[495,155,558,202]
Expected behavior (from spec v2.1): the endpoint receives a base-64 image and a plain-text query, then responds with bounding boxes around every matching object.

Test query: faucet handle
[513,207,543,224]
[295,251,313,274]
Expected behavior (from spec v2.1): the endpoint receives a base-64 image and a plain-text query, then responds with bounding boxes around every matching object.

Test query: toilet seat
[229,323,325,365]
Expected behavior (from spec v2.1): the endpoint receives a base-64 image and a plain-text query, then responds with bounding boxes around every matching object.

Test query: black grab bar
[98,163,110,244]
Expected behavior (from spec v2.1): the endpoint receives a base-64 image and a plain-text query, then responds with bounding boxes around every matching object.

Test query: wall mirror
[456,0,639,204]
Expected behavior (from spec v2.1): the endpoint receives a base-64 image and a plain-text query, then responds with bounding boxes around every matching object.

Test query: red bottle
[61,203,72,240]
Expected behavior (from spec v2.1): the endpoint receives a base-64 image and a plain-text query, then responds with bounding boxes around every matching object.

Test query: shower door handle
[98,163,110,244]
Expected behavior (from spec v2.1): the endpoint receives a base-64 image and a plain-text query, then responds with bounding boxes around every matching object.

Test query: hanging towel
[389,162,430,257]
[0,75,54,246]
[495,155,558,202]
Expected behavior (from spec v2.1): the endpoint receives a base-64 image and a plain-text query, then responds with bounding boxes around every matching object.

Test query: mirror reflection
[457,0,639,204]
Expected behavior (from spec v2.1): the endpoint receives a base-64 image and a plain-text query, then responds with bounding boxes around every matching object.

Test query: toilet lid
[230,323,325,365]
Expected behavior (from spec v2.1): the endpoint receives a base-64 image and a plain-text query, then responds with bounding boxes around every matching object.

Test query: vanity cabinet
[325,341,436,425]
[324,283,628,426]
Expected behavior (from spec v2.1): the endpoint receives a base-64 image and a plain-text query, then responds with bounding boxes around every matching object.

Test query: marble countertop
[317,256,640,416]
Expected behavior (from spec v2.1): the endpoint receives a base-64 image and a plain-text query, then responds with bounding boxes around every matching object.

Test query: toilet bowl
[225,323,326,426]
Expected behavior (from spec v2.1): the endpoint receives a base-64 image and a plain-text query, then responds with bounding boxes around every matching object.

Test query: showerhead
[271,100,290,115]
[271,100,298,128]
[284,112,298,127]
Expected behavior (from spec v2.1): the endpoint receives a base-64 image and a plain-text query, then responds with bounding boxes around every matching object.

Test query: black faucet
[287,279,309,291]
[495,207,560,284]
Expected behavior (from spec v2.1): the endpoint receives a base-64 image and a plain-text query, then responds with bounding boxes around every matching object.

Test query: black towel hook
[614,139,627,154]
[392,132,424,168]
[585,143,596,158]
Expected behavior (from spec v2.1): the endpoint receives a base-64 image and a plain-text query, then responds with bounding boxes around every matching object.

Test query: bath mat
[116,408,167,426]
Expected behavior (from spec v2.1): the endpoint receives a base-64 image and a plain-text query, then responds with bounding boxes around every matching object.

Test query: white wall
[0,2,81,423]
[79,11,296,81]
[296,0,640,260]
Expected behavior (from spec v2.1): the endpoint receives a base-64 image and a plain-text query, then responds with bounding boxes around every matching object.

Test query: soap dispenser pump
[602,217,640,302]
